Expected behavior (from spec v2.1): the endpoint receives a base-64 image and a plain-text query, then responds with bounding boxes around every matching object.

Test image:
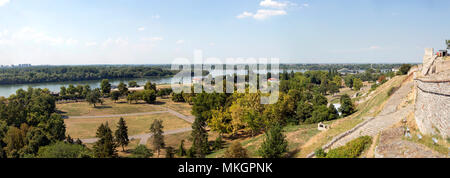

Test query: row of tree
[0,65,176,85]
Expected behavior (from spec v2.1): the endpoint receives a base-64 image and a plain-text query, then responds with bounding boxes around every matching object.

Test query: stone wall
[414,78,450,138]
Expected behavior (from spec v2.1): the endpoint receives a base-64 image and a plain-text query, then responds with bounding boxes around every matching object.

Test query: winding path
[76,105,195,145]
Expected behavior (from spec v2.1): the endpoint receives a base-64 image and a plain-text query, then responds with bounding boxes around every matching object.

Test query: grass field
[65,113,191,139]
[57,98,164,116]
[158,98,193,116]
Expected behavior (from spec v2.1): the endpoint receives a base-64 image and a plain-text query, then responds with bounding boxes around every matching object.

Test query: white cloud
[260,0,287,8]
[0,0,10,7]
[238,0,293,20]
[137,27,145,31]
[209,42,215,46]
[253,9,287,20]
[302,3,309,7]
[176,40,184,45]
[237,9,287,20]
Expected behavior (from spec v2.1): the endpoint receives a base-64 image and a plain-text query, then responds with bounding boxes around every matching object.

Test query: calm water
[0,69,305,97]
[0,77,173,97]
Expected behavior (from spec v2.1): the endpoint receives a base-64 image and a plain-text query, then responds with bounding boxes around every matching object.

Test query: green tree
[0,120,8,158]
[177,140,186,157]
[37,142,92,158]
[111,91,121,103]
[165,146,175,158]
[150,119,165,157]
[3,126,25,158]
[93,123,117,158]
[258,124,288,158]
[353,78,363,91]
[86,89,102,107]
[142,89,157,104]
[118,82,128,96]
[59,86,67,97]
[212,135,223,151]
[306,105,329,124]
[328,104,339,120]
[398,64,412,75]
[144,81,157,91]
[339,94,355,117]
[446,40,450,50]
[224,141,248,158]
[131,144,153,158]
[128,81,139,88]
[100,79,111,95]
[114,117,129,151]
[344,75,354,88]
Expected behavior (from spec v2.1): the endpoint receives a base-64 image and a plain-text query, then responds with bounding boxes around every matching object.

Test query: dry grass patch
[57,98,164,117]
[158,97,193,116]
[65,113,191,139]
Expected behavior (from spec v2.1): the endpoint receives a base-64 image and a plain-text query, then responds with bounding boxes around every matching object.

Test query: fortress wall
[414,79,450,138]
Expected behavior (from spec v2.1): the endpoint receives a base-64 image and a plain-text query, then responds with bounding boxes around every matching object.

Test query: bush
[387,87,398,96]
[324,136,372,158]
[37,142,92,158]
[131,145,153,158]
[224,142,248,158]
[314,148,327,158]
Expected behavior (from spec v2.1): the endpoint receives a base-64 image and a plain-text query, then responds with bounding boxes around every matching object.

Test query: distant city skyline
[0,0,449,65]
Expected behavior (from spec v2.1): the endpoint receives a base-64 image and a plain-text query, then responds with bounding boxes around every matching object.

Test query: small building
[437,50,447,57]
[267,78,279,83]
[192,77,202,84]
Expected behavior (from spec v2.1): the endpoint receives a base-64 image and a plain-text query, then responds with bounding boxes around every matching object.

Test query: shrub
[224,142,248,158]
[37,142,92,158]
[325,136,372,158]
[387,87,398,96]
[131,145,153,158]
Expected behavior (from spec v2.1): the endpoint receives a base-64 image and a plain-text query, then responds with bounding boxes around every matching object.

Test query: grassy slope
[295,75,407,157]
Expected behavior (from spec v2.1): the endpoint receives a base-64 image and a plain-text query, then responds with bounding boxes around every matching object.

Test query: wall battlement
[414,48,450,138]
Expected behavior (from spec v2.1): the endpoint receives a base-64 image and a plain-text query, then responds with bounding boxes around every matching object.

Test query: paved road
[329,79,415,149]
[76,105,195,145]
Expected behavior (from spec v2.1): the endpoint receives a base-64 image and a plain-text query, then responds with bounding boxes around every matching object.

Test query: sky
[0,0,449,65]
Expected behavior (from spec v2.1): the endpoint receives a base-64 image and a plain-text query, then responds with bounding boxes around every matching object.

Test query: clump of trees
[0,87,66,158]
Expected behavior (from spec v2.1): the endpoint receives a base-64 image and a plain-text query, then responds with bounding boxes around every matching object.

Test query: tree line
[0,65,176,85]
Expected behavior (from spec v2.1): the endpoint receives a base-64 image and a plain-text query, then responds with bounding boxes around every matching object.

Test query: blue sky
[0,0,449,65]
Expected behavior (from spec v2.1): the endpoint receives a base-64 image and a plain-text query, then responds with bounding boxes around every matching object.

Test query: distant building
[192,77,202,84]
[392,67,400,73]
[437,50,447,57]
[267,78,279,83]
[337,68,357,75]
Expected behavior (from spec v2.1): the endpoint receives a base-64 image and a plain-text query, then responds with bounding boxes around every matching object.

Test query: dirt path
[328,80,414,149]
[75,105,194,145]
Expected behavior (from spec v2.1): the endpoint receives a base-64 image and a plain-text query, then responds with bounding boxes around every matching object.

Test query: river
[0,77,173,97]
[0,69,306,97]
